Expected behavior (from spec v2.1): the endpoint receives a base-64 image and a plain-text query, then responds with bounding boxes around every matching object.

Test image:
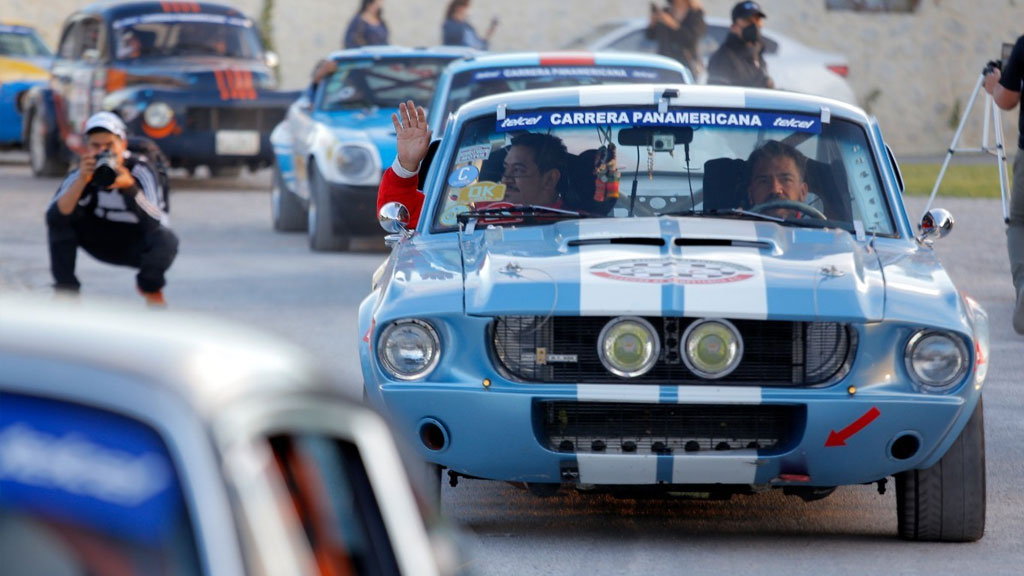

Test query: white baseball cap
[84,111,126,140]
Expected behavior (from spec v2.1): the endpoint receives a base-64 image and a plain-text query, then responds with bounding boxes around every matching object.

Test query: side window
[79,18,102,61]
[0,392,202,576]
[56,22,80,60]
[269,434,401,576]
[609,30,656,54]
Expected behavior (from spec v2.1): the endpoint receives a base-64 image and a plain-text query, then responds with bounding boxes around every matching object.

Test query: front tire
[271,163,307,232]
[896,397,986,542]
[307,165,350,252]
[28,107,67,177]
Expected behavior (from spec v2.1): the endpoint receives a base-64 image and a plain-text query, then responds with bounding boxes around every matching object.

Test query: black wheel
[271,163,307,232]
[307,165,350,252]
[209,165,243,178]
[896,397,986,542]
[28,107,67,177]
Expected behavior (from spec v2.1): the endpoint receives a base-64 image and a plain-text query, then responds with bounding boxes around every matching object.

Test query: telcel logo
[773,117,815,129]
[500,116,543,129]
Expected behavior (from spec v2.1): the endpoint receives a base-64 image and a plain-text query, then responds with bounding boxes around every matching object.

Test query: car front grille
[493,317,854,385]
[536,401,803,454]
[184,107,287,132]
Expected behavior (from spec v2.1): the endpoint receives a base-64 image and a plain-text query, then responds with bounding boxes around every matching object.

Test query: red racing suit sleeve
[377,167,425,230]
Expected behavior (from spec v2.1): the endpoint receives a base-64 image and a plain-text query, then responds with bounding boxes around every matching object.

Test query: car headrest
[702,157,749,212]
[804,159,852,221]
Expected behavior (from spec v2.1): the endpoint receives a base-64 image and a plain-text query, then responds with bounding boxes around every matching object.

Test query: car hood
[115,58,275,92]
[316,108,397,166]
[0,56,49,81]
[459,217,886,321]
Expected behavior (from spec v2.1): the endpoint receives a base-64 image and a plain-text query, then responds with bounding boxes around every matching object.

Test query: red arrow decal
[825,406,881,447]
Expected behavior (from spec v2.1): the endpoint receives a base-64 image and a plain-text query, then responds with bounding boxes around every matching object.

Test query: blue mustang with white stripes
[361,84,989,542]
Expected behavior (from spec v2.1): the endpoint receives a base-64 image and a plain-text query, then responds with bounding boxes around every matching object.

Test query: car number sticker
[590,258,755,285]
[448,164,480,188]
[440,204,470,226]
[456,144,491,164]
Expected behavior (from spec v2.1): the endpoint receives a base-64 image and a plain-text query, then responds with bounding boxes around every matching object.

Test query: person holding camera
[646,0,706,79]
[45,112,178,306]
[707,1,774,89]
[984,35,1024,334]
[441,0,497,50]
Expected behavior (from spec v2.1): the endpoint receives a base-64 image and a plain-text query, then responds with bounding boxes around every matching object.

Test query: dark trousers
[46,203,179,293]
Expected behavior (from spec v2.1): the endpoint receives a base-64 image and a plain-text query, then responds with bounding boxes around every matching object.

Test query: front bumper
[370,378,978,488]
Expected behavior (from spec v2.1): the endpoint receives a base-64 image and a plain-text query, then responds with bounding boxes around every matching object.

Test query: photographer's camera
[92,151,118,188]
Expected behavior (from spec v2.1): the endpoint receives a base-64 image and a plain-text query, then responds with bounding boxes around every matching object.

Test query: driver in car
[746,140,815,219]
[378,100,567,230]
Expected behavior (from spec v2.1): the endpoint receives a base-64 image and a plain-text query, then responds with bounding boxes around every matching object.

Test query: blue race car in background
[22,1,298,177]
[0,23,52,149]
[269,46,474,251]
[425,51,694,136]
[363,83,989,542]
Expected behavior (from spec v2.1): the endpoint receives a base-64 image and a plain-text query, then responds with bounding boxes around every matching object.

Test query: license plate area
[215,130,260,156]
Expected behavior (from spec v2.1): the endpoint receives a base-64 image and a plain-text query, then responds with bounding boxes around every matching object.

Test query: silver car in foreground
[0,295,460,576]
[563,16,857,105]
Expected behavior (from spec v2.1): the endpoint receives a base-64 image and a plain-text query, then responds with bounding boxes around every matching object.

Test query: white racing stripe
[676,386,762,404]
[671,452,759,484]
[578,219,664,315]
[677,220,768,319]
[577,384,660,403]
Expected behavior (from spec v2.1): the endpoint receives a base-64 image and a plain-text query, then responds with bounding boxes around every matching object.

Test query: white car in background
[563,17,857,105]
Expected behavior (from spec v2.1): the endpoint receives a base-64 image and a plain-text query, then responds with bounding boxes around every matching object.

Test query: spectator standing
[645,0,707,79]
[984,34,1024,334]
[344,0,389,49]
[46,112,177,306]
[707,1,774,88]
[442,0,496,50]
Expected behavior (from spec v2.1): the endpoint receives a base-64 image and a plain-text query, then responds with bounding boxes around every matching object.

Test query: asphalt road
[1,152,1022,575]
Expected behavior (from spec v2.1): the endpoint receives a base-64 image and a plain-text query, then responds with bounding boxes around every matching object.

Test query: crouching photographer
[45,112,178,306]
[984,35,1024,334]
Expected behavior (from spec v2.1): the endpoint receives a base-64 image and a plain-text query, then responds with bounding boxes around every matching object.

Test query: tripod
[923,70,1011,222]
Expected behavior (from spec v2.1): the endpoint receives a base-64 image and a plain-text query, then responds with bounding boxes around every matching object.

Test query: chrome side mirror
[379,202,411,246]
[264,50,280,68]
[918,208,954,243]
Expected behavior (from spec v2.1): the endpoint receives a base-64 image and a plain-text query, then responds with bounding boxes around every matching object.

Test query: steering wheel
[749,199,826,220]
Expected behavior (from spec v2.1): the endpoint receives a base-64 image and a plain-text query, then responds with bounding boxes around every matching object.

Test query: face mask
[741,22,761,44]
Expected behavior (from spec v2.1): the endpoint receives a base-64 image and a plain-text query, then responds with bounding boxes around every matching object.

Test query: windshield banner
[113,13,252,29]
[474,67,664,81]
[496,109,822,134]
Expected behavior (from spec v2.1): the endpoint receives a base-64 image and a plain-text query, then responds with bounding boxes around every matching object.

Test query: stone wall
[5,0,1021,154]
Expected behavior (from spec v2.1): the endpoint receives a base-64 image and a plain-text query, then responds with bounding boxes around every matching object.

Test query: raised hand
[392,100,431,173]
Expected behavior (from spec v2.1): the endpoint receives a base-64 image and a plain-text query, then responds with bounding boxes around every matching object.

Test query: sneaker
[139,289,166,307]
[1015,286,1024,335]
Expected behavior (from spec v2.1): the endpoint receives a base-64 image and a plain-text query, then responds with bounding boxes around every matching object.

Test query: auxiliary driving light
[377,319,441,381]
[681,319,743,379]
[598,316,660,378]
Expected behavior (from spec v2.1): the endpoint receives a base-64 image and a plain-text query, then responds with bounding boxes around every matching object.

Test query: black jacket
[707,33,772,88]
[645,8,707,77]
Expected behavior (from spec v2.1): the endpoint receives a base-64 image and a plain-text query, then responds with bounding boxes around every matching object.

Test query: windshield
[444,65,688,121]
[0,25,52,58]
[319,58,452,111]
[432,107,894,236]
[111,13,264,61]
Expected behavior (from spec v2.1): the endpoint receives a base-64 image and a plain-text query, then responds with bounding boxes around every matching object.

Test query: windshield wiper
[456,204,588,225]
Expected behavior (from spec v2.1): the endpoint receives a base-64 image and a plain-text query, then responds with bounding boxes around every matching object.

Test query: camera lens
[92,152,118,188]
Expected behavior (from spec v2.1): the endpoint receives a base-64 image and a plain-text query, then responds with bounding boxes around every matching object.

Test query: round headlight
[598,317,660,378]
[377,319,441,381]
[143,102,174,128]
[905,331,968,392]
[681,319,743,379]
[335,145,375,181]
